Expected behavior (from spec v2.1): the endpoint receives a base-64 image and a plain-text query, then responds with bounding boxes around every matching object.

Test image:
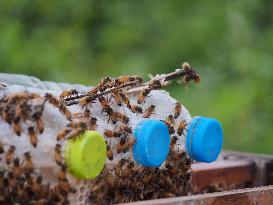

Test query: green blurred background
[0,1,272,154]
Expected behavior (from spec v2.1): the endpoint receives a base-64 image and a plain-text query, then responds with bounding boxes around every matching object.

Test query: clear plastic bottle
[0,84,107,205]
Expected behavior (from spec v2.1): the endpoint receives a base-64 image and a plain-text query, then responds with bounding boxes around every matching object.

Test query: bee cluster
[0,91,76,204]
[0,62,200,204]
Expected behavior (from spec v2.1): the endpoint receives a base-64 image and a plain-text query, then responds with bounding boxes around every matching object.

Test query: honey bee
[35,117,44,134]
[163,116,175,135]
[118,124,132,134]
[148,79,162,89]
[28,127,38,147]
[12,117,22,136]
[143,105,155,118]
[24,152,33,173]
[170,136,178,150]
[89,117,97,130]
[6,145,15,165]
[87,87,98,96]
[44,93,59,108]
[106,144,113,161]
[58,178,74,193]
[177,120,187,136]
[0,142,5,154]
[33,175,43,192]
[102,106,118,124]
[123,161,135,178]
[56,128,72,141]
[79,96,95,108]
[111,91,122,106]
[104,129,120,138]
[137,88,151,104]
[182,62,191,71]
[66,123,86,140]
[58,164,67,181]
[116,112,129,124]
[174,102,182,119]
[97,77,112,92]
[127,137,136,147]
[130,104,143,114]
[7,171,15,188]
[25,172,34,186]
[13,157,22,178]
[98,96,109,108]
[60,89,78,99]
[54,144,62,166]
[119,93,131,108]
[58,103,72,121]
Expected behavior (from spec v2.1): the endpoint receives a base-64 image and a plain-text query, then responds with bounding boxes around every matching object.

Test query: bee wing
[147,74,154,79]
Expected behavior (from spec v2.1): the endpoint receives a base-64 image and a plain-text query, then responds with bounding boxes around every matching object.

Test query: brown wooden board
[122,185,273,205]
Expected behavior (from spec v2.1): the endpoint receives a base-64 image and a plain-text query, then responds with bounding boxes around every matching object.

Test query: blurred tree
[0,0,272,153]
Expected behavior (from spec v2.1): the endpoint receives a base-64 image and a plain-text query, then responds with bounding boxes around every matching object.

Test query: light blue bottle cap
[186,116,223,163]
[133,119,170,167]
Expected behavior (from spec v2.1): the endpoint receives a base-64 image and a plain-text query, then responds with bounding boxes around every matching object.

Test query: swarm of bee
[0,62,200,204]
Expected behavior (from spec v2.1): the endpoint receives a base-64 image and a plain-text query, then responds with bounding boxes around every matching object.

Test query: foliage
[0,0,273,154]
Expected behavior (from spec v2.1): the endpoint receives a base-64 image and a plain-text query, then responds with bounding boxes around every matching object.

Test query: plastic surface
[64,130,107,179]
[133,119,170,167]
[186,116,223,163]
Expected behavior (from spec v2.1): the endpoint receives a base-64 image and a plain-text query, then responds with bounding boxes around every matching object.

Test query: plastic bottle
[0,84,107,205]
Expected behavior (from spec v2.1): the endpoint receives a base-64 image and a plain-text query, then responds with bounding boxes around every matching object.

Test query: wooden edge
[191,160,255,193]
[121,185,273,205]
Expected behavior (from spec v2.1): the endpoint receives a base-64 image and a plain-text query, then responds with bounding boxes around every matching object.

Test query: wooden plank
[122,185,273,205]
[191,160,255,193]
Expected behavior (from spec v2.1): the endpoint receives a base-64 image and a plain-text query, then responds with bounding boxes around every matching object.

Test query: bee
[60,89,78,99]
[35,117,44,134]
[58,178,74,193]
[102,106,118,124]
[6,145,15,165]
[24,152,33,173]
[7,171,16,188]
[137,88,151,104]
[174,102,182,119]
[170,136,178,150]
[66,123,86,140]
[119,93,131,108]
[87,87,98,96]
[97,77,112,92]
[177,120,187,136]
[54,144,62,166]
[58,164,67,181]
[79,96,95,108]
[33,175,43,192]
[104,129,120,138]
[182,62,191,71]
[123,161,135,177]
[98,96,109,109]
[11,117,22,136]
[56,128,71,141]
[111,91,122,106]
[163,116,175,135]
[0,142,5,154]
[116,112,129,124]
[13,157,22,178]
[44,93,59,108]
[28,127,38,147]
[89,117,97,130]
[143,105,155,118]
[127,137,136,147]
[25,172,34,186]
[149,79,162,89]
[118,124,132,134]
[106,144,113,161]
[130,104,143,114]
[58,103,72,121]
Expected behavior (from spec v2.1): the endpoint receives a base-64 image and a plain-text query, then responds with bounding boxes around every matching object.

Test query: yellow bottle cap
[64,130,106,179]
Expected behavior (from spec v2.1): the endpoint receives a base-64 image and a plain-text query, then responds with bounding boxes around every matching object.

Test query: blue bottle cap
[186,116,223,163]
[133,119,170,167]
